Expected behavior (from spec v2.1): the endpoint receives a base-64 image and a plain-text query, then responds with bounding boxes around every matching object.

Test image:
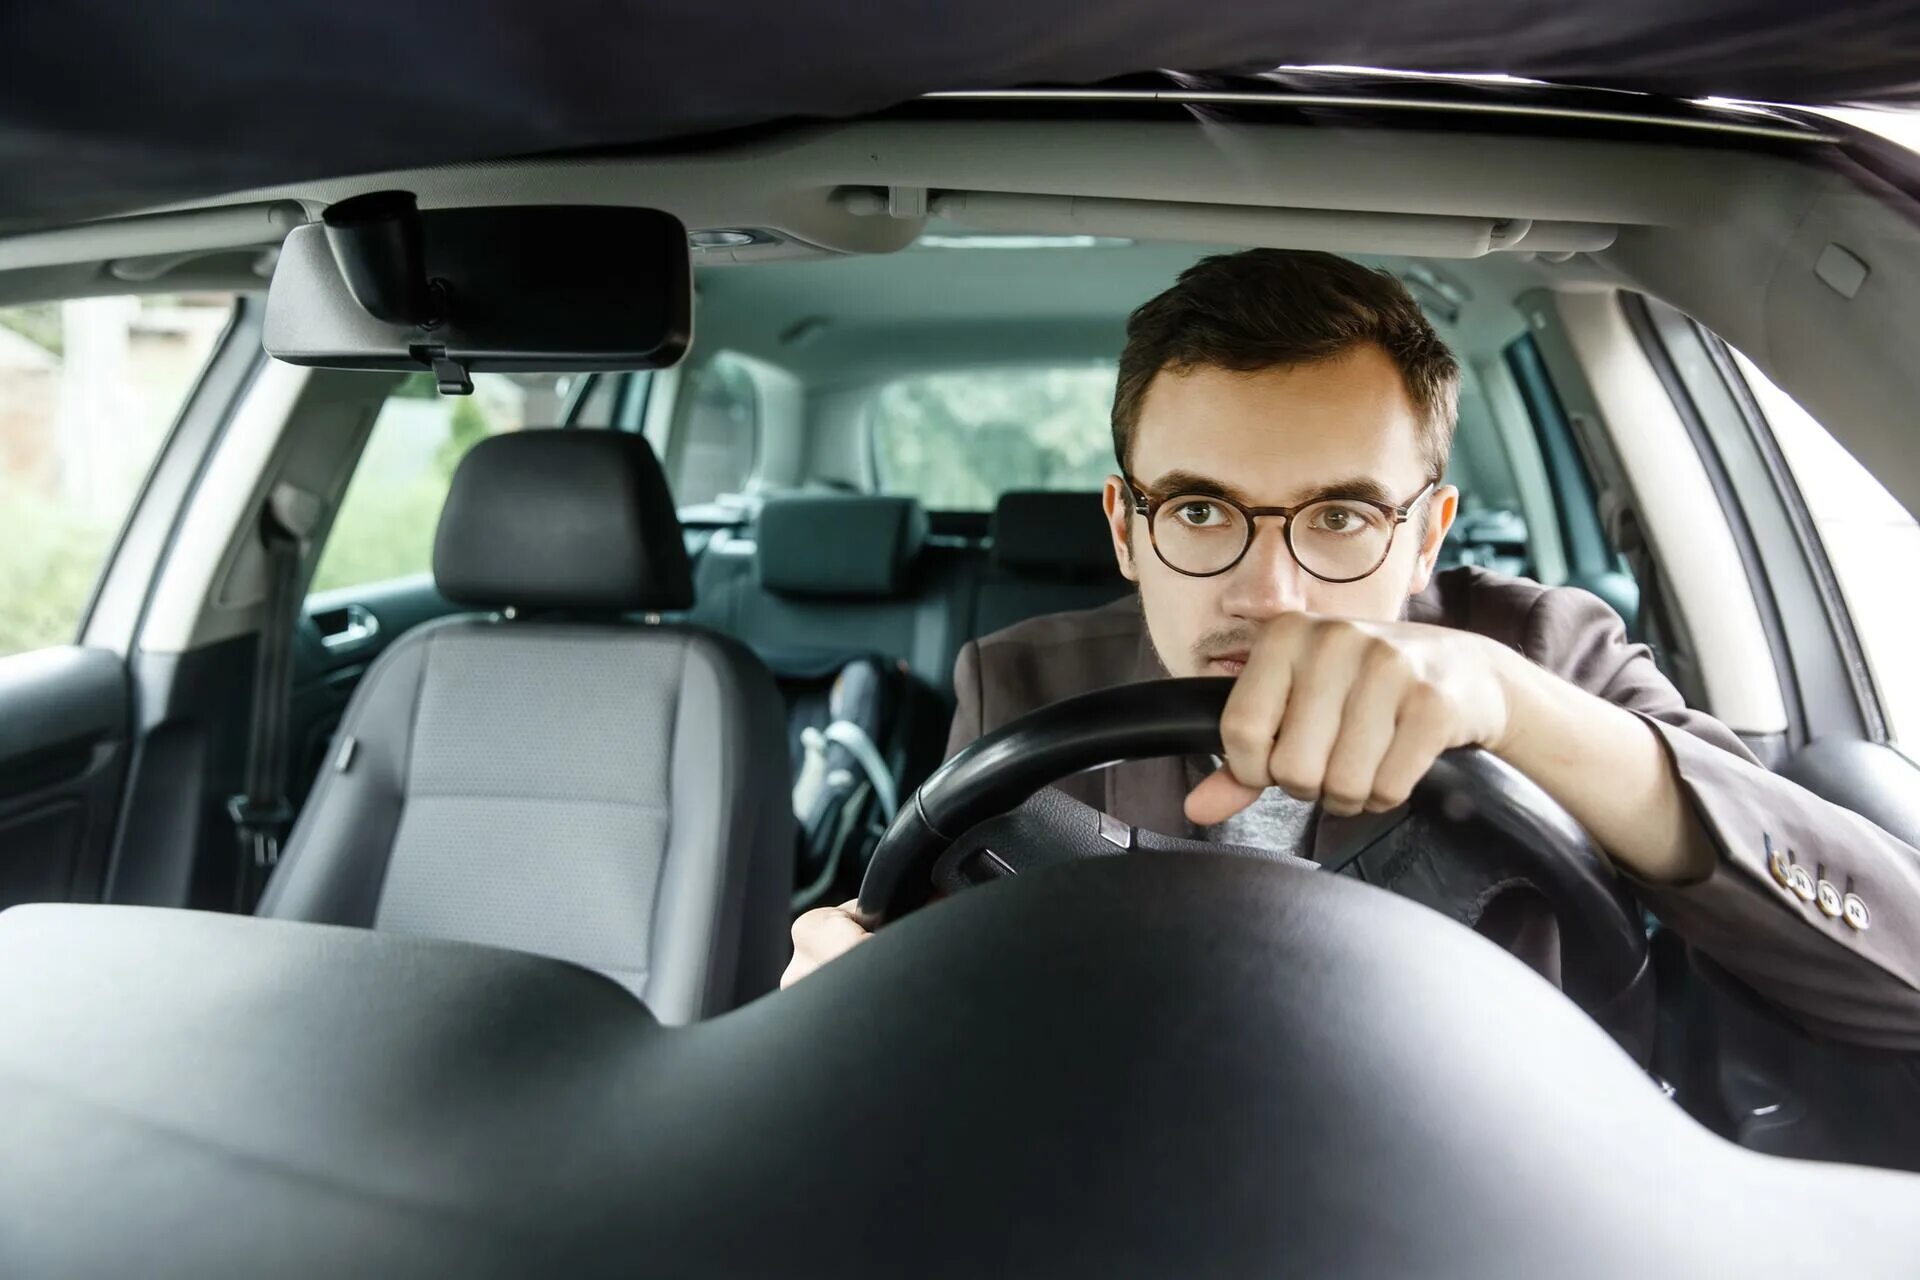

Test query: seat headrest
[432,430,693,612]
[756,494,928,599]
[990,491,1119,580]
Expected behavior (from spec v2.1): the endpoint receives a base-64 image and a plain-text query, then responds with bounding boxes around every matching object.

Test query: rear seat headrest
[433,429,693,611]
[757,494,928,599]
[990,491,1120,581]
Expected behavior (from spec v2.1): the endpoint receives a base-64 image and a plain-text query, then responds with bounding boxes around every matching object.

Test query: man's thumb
[1184,765,1262,827]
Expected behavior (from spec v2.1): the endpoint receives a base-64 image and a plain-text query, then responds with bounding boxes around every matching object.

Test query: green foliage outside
[0,303,64,357]
[309,387,503,593]
[872,365,1118,508]
[0,474,114,655]
[0,295,232,658]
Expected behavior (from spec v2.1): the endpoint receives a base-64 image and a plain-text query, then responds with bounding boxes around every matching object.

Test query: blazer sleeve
[1523,584,1920,1049]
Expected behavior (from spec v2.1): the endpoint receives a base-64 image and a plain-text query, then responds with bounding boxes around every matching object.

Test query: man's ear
[1405,483,1459,596]
[1101,475,1140,583]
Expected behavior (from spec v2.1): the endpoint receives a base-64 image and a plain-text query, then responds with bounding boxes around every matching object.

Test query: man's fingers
[1264,631,1364,802]
[1185,765,1264,827]
[1217,621,1299,789]
[1321,649,1410,817]
[781,899,873,988]
[1366,686,1454,812]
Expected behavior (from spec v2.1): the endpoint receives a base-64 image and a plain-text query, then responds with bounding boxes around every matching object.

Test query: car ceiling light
[689,229,760,249]
[915,233,1133,250]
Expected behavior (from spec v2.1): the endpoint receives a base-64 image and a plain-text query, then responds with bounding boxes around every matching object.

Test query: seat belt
[230,483,321,912]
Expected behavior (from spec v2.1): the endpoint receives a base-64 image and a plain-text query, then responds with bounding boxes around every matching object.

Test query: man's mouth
[1205,652,1249,676]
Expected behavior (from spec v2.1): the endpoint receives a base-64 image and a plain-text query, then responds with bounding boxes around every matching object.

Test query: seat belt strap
[230,483,320,911]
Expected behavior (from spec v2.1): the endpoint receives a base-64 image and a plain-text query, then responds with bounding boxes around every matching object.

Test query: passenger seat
[259,431,794,1023]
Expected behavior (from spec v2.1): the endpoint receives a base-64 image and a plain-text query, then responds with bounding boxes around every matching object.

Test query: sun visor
[264,192,691,393]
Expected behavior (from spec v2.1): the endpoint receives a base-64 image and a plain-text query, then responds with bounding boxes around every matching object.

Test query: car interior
[8,69,1920,1271]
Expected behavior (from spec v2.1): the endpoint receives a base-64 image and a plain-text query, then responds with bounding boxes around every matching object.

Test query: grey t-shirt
[1192,758,1319,861]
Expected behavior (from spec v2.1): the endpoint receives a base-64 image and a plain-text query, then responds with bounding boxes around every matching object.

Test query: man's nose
[1218,521,1311,620]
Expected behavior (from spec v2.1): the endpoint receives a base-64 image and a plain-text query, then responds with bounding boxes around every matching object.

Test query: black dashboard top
[3,854,1915,1277]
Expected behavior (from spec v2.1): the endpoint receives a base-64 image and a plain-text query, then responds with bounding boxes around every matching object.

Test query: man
[785,249,1920,1050]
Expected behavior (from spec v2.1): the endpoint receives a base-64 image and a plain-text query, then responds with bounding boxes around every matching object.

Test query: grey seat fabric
[689,493,973,694]
[259,431,792,1024]
[973,491,1130,638]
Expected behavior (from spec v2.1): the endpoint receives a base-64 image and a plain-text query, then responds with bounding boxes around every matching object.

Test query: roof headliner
[3,1,1918,229]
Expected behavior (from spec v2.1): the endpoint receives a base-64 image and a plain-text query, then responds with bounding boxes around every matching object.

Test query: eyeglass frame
[1121,473,1441,584]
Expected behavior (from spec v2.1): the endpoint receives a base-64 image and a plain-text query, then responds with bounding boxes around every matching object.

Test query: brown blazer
[947,566,1920,1049]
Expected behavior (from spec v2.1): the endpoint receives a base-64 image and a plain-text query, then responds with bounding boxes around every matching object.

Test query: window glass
[667,356,759,508]
[1734,351,1920,747]
[311,372,595,594]
[569,372,627,429]
[870,364,1117,509]
[0,293,235,658]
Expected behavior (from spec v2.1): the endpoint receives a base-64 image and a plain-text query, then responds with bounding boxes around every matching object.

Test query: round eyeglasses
[1124,475,1438,583]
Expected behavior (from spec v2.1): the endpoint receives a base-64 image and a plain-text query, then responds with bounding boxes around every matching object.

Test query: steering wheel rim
[859,678,1650,1043]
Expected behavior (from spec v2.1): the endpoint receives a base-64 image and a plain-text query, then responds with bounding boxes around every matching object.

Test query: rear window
[869,364,1116,509]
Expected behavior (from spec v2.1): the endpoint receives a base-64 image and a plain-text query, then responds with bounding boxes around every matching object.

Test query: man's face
[1102,344,1459,677]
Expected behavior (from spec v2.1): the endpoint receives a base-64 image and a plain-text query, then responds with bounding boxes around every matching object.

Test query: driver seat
[257,430,793,1023]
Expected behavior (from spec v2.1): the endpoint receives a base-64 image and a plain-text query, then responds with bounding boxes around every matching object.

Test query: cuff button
[1786,864,1817,902]
[1843,893,1871,931]
[1816,879,1843,918]
[1769,845,1794,887]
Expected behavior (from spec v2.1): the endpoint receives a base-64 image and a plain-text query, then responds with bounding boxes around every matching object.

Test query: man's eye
[1176,500,1224,527]
[1310,503,1375,534]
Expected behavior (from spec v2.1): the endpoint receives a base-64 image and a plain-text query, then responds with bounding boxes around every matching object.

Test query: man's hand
[1185,610,1714,884]
[1186,614,1516,826]
[782,899,873,987]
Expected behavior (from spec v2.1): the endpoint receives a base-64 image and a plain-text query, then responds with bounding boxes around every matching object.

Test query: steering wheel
[859,677,1654,1056]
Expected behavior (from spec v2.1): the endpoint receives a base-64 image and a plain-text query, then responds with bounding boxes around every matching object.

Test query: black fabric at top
[3,2,1920,230]
[432,429,693,612]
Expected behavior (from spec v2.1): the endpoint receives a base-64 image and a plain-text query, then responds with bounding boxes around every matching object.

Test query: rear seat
[690,490,1131,699]
[683,489,1134,905]
[974,491,1130,637]
[689,494,972,694]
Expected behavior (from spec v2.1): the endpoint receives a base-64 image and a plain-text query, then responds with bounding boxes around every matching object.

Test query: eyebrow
[1141,469,1400,509]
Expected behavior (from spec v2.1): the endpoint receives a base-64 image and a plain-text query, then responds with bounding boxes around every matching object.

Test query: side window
[666,354,759,509]
[0,293,236,658]
[310,372,608,595]
[1733,352,1920,747]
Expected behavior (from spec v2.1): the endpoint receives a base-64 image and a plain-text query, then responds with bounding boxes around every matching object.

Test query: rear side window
[311,372,608,594]
[0,293,235,658]
[869,364,1117,509]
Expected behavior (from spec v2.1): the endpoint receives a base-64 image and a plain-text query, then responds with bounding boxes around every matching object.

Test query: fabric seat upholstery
[259,430,792,1024]
[973,491,1131,637]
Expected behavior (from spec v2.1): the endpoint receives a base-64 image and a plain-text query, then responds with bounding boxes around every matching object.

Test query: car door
[284,370,643,811]
[0,290,255,911]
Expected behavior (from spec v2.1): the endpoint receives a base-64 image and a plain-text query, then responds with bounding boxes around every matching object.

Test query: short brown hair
[1112,249,1461,477]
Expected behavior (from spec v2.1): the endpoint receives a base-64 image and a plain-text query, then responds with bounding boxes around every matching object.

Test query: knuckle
[1362,637,1410,679]
[1220,710,1272,757]
[1268,757,1323,798]
[1404,680,1449,721]
[1304,619,1349,659]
